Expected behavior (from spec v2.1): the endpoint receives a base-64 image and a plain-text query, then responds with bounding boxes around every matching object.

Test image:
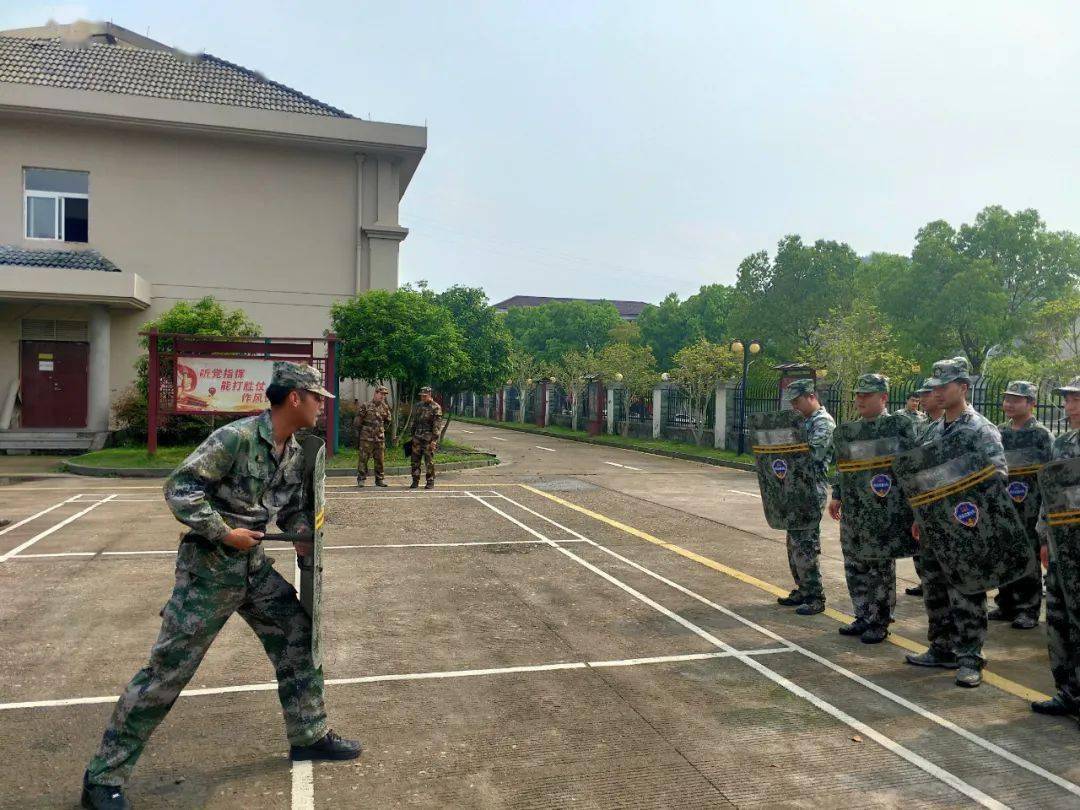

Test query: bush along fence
[449,374,1078,453]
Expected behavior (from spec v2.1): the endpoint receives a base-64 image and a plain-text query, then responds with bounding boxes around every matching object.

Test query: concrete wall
[0,118,409,418]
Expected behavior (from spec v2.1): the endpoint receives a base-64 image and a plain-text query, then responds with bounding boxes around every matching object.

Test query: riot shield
[1039,457,1080,617]
[894,430,1035,594]
[833,415,917,560]
[751,410,822,531]
[1002,427,1052,537]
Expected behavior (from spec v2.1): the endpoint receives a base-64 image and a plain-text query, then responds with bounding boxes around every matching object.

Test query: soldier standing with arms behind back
[355,384,392,488]
[410,386,443,490]
[905,357,1005,688]
[776,378,835,616]
[991,381,1053,629]
[1031,376,1080,719]
[80,362,360,810]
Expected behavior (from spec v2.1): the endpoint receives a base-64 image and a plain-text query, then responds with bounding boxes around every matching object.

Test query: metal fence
[613,387,651,423]
[664,387,713,428]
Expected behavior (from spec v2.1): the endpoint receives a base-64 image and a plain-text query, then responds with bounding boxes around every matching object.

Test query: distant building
[493,295,650,322]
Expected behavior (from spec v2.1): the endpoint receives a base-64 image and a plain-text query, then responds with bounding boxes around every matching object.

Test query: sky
[4,1,1080,305]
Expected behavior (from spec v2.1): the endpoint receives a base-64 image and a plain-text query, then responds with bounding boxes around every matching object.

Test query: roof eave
[0,81,427,193]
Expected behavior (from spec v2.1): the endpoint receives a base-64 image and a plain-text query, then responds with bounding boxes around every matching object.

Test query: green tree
[669,340,740,446]
[332,289,467,441]
[504,300,622,365]
[608,320,643,345]
[597,342,658,436]
[432,285,513,407]
[682,283,735,343]
[798,300,919,422]
[637,293,702,369]
[505,347,541,423]
[554,348,599,432]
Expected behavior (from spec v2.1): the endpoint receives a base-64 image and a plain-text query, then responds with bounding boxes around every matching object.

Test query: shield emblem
[1007,481,1029,503]
[751,411,823,531]
[894,430,1035,594]
[1039,457,1080,619]
[833,415,917,560]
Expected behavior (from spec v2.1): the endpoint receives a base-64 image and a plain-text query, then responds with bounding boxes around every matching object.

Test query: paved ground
[2,424,1080,808]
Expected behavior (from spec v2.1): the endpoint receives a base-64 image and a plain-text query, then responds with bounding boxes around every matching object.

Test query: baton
[259,532,314,544]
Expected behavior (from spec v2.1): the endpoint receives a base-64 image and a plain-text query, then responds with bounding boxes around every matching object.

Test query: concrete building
[493,295,651,322]
[0,20,425,450]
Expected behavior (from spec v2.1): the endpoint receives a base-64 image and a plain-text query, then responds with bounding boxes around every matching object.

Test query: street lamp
[730,339,762,456]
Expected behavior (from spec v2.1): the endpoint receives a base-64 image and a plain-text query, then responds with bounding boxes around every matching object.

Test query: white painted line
[727,489,761,498]
[535,446,557,453]
[290,549,314,810]
[622,464,643,471]
[458,429,475,433]
[0,647,793,711]
[474,492,1009,809]
[0,495,117,562]
[489,436,508,442]
[0,495,83,538]
[492,492,1080,804]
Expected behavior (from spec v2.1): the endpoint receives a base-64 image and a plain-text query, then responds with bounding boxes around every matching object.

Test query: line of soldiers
[353,385,443,489]
[763,356,1080,714]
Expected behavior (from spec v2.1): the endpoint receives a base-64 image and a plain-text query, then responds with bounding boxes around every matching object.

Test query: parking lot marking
[0,494,83,538]
[290,552,315,809]
[519,484,1049,704]
[0,648,793,712]
[535,446,557,452]
[727,488,762,498]
[468,491,1006,809]
[0,495,117,562]
[489,436,508,442]
[503,489,1080,801]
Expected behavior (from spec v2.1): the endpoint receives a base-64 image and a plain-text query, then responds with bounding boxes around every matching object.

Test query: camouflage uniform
[84,363,333,789]
[916,363,1005,670]
[1040,377,1080,708]
[832,374,913,633]
[784,379,835,604]
[355,387,391,483]
[993,407,1053,623]
[411,390,443,485]
[894,405,928,430]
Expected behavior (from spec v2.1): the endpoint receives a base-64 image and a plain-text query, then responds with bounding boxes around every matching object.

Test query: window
[23,168,89,242]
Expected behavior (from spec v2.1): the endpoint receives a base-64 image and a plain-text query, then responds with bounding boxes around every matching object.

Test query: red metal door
[20,341,88,428]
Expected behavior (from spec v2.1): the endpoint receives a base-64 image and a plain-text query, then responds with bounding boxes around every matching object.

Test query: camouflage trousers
[357,439,385,481]
[919,541,987,668]
[786,523,823,602]
[1045,557,1080,702]
[85,548,327,787]
[410,437,436,483]
[843,554,896,630]
[993,530,1042,620]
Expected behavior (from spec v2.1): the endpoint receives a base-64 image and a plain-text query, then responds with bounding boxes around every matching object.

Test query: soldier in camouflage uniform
[829,374,915,644]
[991,380,1053,629]
[81,363,359,810]
[905,357,1005,688]
[410,385,443,489]
[1032,376,1080,719]
[354,384,392,487]
[776,378,835,616]
[894,392,928,430]
[905,382,944,598]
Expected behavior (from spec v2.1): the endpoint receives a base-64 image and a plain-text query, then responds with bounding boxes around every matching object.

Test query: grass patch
[456,416,753,464]
[73,438,488,470]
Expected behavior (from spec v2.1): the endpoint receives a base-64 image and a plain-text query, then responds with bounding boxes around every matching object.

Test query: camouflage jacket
[894,407,928,428]
[801,406,836,488]
[997,415,1053,446]
[1052,428,1080,461]
[354,399,391,443]
[411,400,443,441]
[164,411,311,544]
[921,405,1007,479]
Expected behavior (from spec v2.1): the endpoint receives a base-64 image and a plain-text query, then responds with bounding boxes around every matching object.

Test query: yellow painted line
[518,483,1050,704]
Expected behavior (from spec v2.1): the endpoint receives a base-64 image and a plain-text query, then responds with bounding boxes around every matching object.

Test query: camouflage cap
[1053,376,1080,397]
[783,378,817,401]
[419,386,433,394]
[270,361,334,398]
[375,385,390,394]
[923,356,971,388]
[853,373,889,394]
[1004,380,1038,400]
[916,382,934,395]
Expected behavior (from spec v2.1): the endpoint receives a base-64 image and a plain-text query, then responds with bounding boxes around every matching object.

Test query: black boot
[375,479,389,488]
[290,729,362,761]
[424,480,435,490]
[795,599,825,616]
[838,619,868,636]
[356,476,366,488]
[81,773,130,810]
[1011,614,1038,630]
[409,477,420,489]
[777,589,805,607]
[860,626,889,644]
[905,647,959,669]
[904,584,923,597]
[1032,693,1079,716]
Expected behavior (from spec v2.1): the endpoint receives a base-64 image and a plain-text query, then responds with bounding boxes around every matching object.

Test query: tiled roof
[0,245,119,272]
[0,35,351,118]
[493,295,651,319]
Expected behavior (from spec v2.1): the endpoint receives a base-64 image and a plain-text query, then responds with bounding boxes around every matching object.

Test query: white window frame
[23,171,89,242]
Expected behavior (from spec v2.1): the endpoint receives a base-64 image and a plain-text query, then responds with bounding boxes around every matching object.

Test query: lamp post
[730,339,762,456]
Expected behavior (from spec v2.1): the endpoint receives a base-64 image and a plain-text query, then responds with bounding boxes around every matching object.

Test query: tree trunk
[571,391,578,432]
